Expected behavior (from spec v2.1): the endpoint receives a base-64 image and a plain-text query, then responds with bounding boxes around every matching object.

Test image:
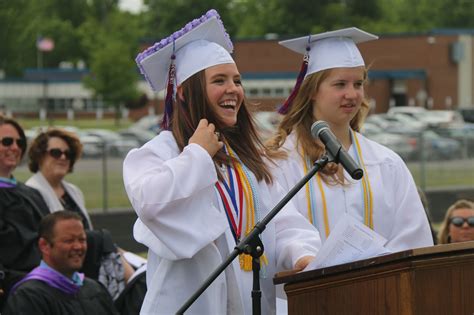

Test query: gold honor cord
[302,130,374,239]
[352,130,374,228]
[226,142,268,271]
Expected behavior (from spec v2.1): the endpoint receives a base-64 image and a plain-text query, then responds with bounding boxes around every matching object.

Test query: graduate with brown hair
[123,9,321,314]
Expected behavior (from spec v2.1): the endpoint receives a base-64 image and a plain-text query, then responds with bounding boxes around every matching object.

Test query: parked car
[435,124,474,158]
[118,127,157,146]
[364,132,417,161]
[365,114,405,132]
[415,110,465,128]
[131,114,162,134]
[385,128,462,161]
[458,108,474,123]
[389,109,465,129]
[387,106,427,116]
[82,129,140,157]
[77,132,103,158]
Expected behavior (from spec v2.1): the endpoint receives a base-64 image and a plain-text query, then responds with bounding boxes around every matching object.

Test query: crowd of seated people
[0,114,146,314]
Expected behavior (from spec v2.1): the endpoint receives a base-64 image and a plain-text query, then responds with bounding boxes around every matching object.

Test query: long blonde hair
[266,67,370,181]
[437,199,474,244]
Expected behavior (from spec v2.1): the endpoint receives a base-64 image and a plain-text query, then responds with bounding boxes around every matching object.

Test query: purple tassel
[278,55,309,115]
[162,55,176,130]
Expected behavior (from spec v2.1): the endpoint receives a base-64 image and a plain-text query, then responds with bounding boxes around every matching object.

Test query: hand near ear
[189,119,223,157]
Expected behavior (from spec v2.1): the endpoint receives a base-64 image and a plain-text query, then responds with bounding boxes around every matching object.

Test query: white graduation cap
[279,27,378,77]
[136,9,234,92]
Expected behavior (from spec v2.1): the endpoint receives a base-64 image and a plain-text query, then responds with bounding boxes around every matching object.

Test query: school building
[0,29,473,117]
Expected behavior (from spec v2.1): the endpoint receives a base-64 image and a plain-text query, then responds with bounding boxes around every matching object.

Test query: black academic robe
[3,278,119,315]
[0,182,50,309]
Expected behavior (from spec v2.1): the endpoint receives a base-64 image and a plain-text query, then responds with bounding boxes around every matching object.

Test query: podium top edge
[274,241,474,285]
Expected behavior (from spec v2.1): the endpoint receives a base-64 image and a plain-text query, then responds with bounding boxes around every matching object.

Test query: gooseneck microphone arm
[311,121,363,180]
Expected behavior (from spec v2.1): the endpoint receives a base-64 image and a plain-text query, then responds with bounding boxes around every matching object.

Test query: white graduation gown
[26,171,93,229]
[273,132,434,252]
[123,131,321,315]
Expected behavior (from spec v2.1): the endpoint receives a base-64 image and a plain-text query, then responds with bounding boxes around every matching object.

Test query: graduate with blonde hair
[267,27,433,252]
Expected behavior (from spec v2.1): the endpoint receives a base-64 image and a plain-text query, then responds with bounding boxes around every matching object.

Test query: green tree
[0,0,41,76]
[83,39,139,115]
[143,0,235,39]
[232,0,384,38]
[0,0,89,75]
[438,0,474,28]
[80,10,143,123]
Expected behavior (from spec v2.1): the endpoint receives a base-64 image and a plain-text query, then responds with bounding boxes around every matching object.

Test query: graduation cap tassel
[162,43,177,130]
[278,51,309,115]
[278,35,311,115]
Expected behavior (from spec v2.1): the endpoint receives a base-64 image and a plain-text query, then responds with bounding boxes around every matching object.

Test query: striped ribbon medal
[215,143,268,272]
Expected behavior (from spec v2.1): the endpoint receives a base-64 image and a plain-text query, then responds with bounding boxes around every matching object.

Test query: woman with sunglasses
[25,128,135,300]
[438,199,474,244]
[26,128,92,229]
[0,114,50,311]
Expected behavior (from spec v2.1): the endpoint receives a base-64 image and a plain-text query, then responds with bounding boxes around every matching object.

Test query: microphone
[311,121,363,180]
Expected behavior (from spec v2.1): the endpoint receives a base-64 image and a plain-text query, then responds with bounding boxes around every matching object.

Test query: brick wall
[233,33,461,111]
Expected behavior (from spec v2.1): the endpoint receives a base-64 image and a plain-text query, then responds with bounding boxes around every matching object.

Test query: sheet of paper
[123,251,147,268]
[304,213,391,271]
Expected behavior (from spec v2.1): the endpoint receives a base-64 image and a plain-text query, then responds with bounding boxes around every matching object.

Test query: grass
[408,160,474,189]
[14,165,132,212]
[13,158,474,212]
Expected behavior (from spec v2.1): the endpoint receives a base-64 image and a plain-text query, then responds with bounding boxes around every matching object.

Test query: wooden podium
[274,241,474,315]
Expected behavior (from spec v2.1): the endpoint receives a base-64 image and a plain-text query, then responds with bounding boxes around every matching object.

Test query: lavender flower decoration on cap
[135,9,235,129]
[136,9,234,92]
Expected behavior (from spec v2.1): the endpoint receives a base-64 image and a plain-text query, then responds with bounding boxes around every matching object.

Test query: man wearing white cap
[123,9,321,315]
[267,28,433,252]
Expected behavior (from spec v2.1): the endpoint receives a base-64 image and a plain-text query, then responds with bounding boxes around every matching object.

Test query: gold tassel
[239,254,253,271]
[239,254,269,271]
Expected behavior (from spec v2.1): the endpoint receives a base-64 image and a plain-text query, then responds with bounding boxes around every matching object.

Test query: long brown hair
[266,67,370,181]
[170,70,273,183]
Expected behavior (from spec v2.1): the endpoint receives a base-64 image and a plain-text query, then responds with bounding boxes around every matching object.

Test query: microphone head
[311,120,330,139]
[351,169,364,180]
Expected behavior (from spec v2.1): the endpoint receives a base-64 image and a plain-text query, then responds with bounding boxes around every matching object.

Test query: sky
[118,0,145,14]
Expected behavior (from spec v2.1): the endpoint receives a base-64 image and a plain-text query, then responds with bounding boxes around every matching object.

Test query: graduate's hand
[294,255,315,272]
[189,119,223,157]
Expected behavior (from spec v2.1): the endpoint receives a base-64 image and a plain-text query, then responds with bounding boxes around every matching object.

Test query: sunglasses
[0,137,26,148]
[48,148,73,160]
[450,216,474,228]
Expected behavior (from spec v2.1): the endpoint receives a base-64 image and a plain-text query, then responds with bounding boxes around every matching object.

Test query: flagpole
[36,35,43,69]
[37,50,43,69]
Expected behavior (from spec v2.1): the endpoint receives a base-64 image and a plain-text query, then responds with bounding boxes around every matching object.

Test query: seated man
[3,211,118,315]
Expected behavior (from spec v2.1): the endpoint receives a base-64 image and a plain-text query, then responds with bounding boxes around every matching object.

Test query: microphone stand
[177,155,333,315]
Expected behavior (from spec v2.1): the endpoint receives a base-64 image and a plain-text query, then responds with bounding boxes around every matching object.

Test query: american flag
[36,37,54,52]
